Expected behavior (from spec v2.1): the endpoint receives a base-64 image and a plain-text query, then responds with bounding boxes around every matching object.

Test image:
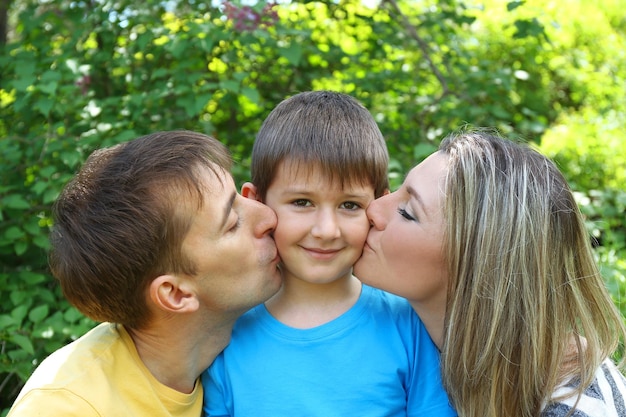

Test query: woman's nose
[366,194,391,230]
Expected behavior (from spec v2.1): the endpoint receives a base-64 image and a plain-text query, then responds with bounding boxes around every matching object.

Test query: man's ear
[241,182,262,202]
[149,275,199,314]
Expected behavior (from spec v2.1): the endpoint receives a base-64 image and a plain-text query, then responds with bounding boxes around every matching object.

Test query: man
[8,130,282,416]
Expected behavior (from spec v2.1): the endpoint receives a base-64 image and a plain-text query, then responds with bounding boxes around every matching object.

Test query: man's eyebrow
[406,185,426,215]
[220,191,237,230]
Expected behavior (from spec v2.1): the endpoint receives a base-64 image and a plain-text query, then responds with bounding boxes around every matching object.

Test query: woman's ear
[149,275,199,314]
[241,182,262,201]
[383,188,391,196]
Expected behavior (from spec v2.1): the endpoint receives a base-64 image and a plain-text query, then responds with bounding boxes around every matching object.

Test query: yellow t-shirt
[8,322,202,417]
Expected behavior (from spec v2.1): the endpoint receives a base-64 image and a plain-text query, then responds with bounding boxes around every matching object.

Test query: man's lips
[272,251,281,263]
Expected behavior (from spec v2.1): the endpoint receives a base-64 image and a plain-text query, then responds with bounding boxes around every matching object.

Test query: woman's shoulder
[542,358,626,417]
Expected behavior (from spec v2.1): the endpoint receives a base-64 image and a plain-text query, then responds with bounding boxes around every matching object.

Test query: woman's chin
[353,258,378,287]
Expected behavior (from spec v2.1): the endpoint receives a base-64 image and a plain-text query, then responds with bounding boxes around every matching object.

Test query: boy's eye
[341,201,362,210]
[397,207,417,221]
[291,199,311,207]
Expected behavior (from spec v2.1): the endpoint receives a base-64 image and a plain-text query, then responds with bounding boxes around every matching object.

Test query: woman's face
[353,151,449,306]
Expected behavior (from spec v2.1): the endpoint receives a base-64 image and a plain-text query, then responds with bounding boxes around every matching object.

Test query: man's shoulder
[8,387,100,417]
[11,323,130,402]
[7,323,131,416]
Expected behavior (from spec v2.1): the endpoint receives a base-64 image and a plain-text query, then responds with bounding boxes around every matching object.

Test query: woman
[354,130,626,416]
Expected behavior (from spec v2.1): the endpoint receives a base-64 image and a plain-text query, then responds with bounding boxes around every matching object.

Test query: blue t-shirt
[202,284,456,417]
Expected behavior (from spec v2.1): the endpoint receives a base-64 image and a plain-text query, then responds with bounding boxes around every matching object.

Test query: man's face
[181,167,282,314]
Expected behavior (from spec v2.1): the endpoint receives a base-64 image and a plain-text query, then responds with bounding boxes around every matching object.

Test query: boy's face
[263,161,375,286]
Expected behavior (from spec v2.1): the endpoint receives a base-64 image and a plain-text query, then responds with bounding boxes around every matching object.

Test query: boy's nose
[311,209,341,239]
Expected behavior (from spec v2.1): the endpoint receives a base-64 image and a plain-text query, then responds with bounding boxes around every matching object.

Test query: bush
[1,0,625,413]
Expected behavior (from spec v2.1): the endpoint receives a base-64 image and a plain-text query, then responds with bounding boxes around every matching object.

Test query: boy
[202,91,455,416]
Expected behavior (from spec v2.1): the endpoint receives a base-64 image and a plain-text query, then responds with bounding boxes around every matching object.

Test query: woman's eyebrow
[406,185,426,215]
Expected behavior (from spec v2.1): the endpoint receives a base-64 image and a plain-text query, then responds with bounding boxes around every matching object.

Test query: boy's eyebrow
[219,191,237,230]
[342,191,373,199]
[280,187,372,199]
[278,187,312,195]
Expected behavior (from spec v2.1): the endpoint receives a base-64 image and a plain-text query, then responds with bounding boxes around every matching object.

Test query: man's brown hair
[49,130,231,329]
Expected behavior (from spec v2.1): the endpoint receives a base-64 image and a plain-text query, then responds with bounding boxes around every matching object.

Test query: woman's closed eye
[397,207,417,221]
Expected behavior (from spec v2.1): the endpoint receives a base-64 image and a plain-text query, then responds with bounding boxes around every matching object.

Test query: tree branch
[382,0,449,95]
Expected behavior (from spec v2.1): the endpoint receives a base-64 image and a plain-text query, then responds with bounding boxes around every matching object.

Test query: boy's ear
[149,275,199,314]
[241,182,262,201]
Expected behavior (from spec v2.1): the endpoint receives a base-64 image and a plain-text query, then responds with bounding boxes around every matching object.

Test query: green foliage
[530,0,626,332]
[540,110,626,191]
[1,0,625,413]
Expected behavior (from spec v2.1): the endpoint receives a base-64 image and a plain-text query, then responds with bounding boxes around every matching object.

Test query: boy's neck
[265,274,362,329]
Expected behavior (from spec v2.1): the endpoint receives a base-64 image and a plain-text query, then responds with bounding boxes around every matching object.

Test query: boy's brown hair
[251,90,389,199]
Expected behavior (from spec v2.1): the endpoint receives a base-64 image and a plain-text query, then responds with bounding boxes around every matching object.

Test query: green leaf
[413,143,438,161]
[280,43,302,66]
[10,334,35,355]
[29,305,50,324]
[41,70,62,83]
[31,181,48,195]
[63,307,85,323]
[150,68,169,81]
[2,194,30,209]
[507,1,525,11]
[39,81,58,95]
[135,31,153,50]
[35,97,55,117]
[200,37,215,52]
[12,76,37,91]
[0,314,15,328]
[13,58,37,91]
[176,95,195,118]
[168,37,190,59]
[22,219,41,235]
[39,166,57,178]
[241,87,260,104]
[20,271,47,285]
[4,226,26,240]
[14,240,28,255]
[33,234,51,250]
[43,187,60,204]
[220,80,240,93]
[11,304,29,325]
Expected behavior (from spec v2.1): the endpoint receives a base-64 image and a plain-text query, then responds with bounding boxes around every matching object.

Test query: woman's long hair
[439,130,625,416]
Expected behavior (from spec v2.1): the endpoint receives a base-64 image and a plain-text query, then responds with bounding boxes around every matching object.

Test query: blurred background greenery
[1,0,624,413]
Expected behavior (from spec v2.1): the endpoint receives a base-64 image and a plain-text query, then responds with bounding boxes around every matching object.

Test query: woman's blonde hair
[438,129,625,416]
